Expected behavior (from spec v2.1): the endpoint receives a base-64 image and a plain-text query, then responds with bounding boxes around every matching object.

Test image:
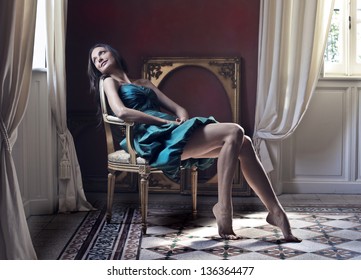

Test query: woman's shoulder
[102,75,118,86]
[132,78,152,87]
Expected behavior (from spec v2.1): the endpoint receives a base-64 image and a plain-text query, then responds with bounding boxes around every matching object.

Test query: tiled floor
[27,193,361,260]
[141,207,361,260]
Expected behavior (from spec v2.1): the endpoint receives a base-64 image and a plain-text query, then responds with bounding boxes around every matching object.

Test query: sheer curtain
[45,0,94,212]
[0,0,37,259]
[253,0,334,173]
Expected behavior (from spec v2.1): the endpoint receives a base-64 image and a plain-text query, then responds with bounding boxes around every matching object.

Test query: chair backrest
[99,78,118,154]
[99,78,138,164]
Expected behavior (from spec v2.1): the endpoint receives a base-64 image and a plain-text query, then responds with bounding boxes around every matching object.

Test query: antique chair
[99,78,198,234]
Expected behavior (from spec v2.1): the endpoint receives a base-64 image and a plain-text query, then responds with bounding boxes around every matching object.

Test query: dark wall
[66,0,260,185]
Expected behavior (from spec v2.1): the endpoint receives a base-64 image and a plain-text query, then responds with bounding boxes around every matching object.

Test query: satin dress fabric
[118,83,217,182]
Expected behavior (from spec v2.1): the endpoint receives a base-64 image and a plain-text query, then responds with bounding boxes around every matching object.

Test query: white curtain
[0,0,37,259]
[253,0,335,172]
[45,0,94,212]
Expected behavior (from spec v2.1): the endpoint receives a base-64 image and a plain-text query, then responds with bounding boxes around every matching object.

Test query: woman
[88,43,301,242]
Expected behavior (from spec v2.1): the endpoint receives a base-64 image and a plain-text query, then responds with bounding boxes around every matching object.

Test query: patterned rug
[58,203,142,260]
[58,202,361,260]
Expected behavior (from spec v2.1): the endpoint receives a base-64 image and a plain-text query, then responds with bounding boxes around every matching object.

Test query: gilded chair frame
[142,57,250,196]
[99,78,198,233]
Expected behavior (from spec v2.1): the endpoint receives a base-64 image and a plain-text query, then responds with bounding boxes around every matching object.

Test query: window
[324,0,361,77]
[32,0,46,69]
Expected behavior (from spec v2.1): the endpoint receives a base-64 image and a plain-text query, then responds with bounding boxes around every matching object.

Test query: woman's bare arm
[137,79,189,123]
[103,77,171,125]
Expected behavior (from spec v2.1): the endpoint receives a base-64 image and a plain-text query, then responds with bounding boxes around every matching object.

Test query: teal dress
[118,83,217,182]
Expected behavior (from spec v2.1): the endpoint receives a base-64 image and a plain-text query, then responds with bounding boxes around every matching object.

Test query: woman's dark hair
[87,43,128,95]
[87,43,128,126]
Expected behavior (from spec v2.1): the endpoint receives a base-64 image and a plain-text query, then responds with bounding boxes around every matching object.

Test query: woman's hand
[176,117,187,124]
[167,118,186,125]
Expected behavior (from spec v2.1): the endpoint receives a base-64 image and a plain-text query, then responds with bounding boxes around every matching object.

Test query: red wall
[66,0,260,184]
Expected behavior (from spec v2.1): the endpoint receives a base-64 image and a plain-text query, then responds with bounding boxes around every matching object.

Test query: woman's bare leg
[238,137,301,242]
[181,123,243,239]
[181,123,300,242]
[211,125,244,239]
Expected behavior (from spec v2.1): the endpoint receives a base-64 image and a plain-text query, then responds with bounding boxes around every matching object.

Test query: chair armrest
[102,114,137,164]
[103,114,134,126]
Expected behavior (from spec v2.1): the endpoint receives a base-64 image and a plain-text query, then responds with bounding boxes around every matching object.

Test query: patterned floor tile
[138,208,361,260]
[168,245,197,256]
[188,217,217,227]
[175,236,222,250]
[145,225,180,235]
[313,247,359,260]
[286,213,311,219]
[256,245,305,259]
[171,250,222,260]
[202,245,251,259]
[286,228,324,240]
[231,238,277,251]
[141,236,171,248]
[235,228,275,239]
[335,240,361,253]
[281,239,330,253]
[350,254,361,260]
[289,252,332,260]
[351,224,361,231]
[329,229,361,240]
[310,235,350,246]
[341,215,361,223]
[232,217,269,228]
[323,220,359,229]
[301,215,319,223]
[303,224,342,233]
[146,242,201,258]
[147,216,185,226]
[228,252,278,260]
[237,212,268,219]
[182,226,219,238]
[320,214,357,220]
[139,248,166,260]
[287,219,317,229]
[32,196,361,260]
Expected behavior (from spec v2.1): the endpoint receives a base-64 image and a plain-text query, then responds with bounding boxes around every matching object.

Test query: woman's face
[91,46,116,74]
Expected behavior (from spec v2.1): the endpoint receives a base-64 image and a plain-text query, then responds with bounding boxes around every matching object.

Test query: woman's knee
[243,135,253,145]
[241,135,255,148]
[225,124,244,144]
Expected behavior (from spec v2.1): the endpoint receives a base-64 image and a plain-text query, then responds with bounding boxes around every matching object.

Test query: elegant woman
[88,43,301,242]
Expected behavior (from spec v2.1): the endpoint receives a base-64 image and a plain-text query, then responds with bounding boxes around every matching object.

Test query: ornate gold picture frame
[142,57,251,196]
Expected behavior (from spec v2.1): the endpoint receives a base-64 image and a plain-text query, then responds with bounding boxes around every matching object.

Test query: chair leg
[106,172,116,223]
[139,173,149,234]
[191,166,198,217]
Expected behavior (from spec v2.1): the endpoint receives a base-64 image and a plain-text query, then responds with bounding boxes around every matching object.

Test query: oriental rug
[58,202,142,260]
[58,202,361,260]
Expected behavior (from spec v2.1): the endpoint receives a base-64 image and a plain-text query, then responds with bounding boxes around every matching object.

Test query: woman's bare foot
[212,203,238,240]
[266,211,301,243]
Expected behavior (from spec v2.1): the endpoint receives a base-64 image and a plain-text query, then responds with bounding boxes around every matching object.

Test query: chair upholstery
[99,79,198,233]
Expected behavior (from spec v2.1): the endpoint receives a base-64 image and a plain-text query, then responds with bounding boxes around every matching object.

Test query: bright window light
[324,0,361,77]
[32,0,46,69]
